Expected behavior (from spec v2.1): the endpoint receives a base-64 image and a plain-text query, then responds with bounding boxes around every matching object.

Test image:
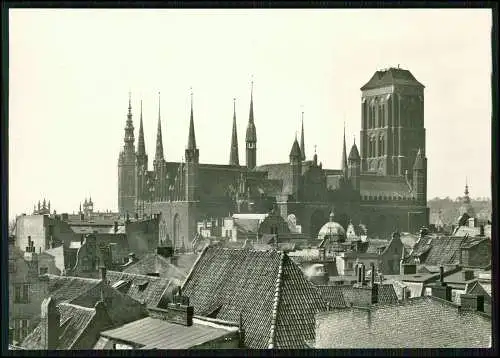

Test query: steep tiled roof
[43,274,101,303]
[122,253,198,281]
[360,68,424,91]
[314,296,490,348]
[340,284,399,305]
[315,285,349,308]
[40,275,148,327]
[407,236,490,267]
[106,271,176,308]
[360,175,412,198]
[21,303,106,349]
[181,246,327,349]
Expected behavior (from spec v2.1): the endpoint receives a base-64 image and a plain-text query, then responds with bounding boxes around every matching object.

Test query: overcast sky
[9,9,492,217]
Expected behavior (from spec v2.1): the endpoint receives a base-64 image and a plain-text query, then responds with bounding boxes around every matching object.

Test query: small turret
[412,148,427,203]
[300,111,306,161]
[348,138,361,191]
[290,134,302,201]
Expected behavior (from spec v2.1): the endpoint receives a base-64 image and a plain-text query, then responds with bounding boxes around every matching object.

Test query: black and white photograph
[6,7,494,351]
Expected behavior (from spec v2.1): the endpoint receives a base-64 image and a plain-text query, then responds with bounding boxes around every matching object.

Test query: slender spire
[229,98,240,166]
[246,77,257,143]
[465,177,469,196]
[187,88,197,150]
[155,92,164,162]
[300,110,305,161]
[137,100,146,156]
[342,122,348,173]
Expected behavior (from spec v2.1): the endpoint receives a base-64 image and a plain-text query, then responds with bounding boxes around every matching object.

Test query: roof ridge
[47,274,101,283]
[107,270,164,280]
[181,245,209,290]
[267,251,285,349]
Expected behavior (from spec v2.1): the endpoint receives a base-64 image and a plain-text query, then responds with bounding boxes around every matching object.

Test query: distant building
[118,67,429,250]
[8,236,51,345]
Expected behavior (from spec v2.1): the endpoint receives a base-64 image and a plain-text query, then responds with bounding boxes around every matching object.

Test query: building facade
[117,68,429,249]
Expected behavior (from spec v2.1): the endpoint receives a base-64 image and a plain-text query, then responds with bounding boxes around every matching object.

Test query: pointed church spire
[246,76,256,142]
[137,100,146,156]
[229,98,240,166]
[300,110,305,161]
[249,77,254,123]
[342,122,348,174]
[154,92,164,162]
[187,88,197,150]
[464,177,469,196]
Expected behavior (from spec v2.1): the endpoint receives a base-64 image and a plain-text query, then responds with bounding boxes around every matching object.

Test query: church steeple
[300,111,306,161]
[246,78,257,170]
[342,122,348,177]
[187,89,197,151]
[137,100,146,157]
[123,91,135,150]
[118,91,137,217]
[229,98,240,166]
[154,92,164,163]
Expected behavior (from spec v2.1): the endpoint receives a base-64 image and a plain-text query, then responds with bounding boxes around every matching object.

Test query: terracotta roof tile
[21,303,101,349]
[315,285,349,308]
[182,246,327,349]
[407,236,490,267]
[314,296,490,348]
[106,271,176,308]
[122,253,198,281]
[339,284,399,306]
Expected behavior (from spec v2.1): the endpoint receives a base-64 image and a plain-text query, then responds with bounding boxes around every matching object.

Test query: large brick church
[118,67,429,249]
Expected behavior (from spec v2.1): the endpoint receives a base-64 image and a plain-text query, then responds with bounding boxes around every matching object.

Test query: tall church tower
[118,92,136,216]
[185,89,199,202]
[246,80,257,170]
[135,100,148,215]
[360,67,426,178]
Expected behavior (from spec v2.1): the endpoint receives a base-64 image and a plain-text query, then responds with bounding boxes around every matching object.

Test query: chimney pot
[100,266,107,282]
[41,297,60,349]
[439,266,444,285]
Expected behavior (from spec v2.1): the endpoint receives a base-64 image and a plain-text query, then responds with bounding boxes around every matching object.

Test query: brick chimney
[114,221,119,233]
[431,266,452,301]
[40,297,60,349]
[460,294,485,312]
[148,287,193,326]
[352,263,378,307]
[479,225,485,237]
